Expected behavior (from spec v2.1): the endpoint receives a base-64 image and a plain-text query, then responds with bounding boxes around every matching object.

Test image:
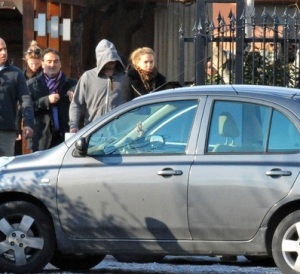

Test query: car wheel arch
[265,200,300,255]
[0,191,55,225]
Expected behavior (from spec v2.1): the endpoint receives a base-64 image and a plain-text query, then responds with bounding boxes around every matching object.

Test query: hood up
[95,39,125,76]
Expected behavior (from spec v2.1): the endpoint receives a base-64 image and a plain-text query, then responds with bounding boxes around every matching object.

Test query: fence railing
[179,1,300,88]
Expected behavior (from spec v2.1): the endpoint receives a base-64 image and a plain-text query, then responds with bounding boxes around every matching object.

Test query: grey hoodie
[69,39,126,130]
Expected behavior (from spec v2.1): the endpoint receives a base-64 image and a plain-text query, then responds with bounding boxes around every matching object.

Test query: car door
[188,97,300,241]
[57,98,203,240]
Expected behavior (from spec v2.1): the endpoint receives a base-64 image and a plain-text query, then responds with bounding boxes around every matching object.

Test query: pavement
[42,255,282,274]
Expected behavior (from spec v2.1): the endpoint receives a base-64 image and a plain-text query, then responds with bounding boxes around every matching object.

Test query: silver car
[1,84,300,273]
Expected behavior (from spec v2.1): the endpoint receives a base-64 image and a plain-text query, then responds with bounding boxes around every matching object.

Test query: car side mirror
[74,138,88,156]
[148,135,165,149]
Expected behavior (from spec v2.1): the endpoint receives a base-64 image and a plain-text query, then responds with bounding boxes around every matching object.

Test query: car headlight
[0,156,15,168]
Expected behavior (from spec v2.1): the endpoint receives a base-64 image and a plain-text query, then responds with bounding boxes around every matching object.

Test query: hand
[49,94,60,104]
[67,90,74,102]
[70,128,78,133]
[23,126,33,139]
[15,134,22,141]
[136,122,144,137]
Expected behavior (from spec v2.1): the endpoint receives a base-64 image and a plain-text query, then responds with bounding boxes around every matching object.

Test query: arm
[18,73,34,138]
[121,73,134,101]
[64,77,77,102]
[69,76,86,133]
[27,78,51,112]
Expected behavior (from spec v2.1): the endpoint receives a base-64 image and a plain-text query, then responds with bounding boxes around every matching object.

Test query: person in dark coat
[0,37,34,157]
[122,47,166,100]
[27,48,77,152]
[15,40,43,155]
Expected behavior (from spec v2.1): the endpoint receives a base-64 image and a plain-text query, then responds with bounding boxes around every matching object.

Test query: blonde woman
[23,40,43,80]
[122,47,166,100]
[15,41,43,155]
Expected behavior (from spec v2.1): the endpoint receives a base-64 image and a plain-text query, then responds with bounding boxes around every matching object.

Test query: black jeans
[50,131,64,149]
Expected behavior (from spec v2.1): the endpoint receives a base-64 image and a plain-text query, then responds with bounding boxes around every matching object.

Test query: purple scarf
[44,71,62,131]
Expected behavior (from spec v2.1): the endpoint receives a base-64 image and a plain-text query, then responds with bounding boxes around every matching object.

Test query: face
[207,60,218,76]
[102,61,116,77]
[42,52,61,77]
[27,58,42,73]
[0,38,8,66]
[137,53,155,72]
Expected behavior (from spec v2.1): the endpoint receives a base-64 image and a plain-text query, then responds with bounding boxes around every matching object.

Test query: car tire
[113,254,165,263]
[0,200,55,273]
[272,210,300,274]
[50,252,105,270]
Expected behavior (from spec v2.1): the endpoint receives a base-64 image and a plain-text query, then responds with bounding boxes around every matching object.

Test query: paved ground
[42,255,282,273]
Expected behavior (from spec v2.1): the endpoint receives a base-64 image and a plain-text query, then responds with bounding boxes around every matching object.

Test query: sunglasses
[27,49,41,54]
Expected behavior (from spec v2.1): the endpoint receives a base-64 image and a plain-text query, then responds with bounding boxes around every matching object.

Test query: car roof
[139,84,300,100]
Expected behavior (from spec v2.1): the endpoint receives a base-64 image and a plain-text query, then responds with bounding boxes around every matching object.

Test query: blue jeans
[0,131,17,156]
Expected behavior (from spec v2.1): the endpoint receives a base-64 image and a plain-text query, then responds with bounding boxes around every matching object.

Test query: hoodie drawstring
[105,77,113,113]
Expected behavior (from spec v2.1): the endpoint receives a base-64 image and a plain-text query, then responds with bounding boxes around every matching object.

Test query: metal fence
[179,0,300,88]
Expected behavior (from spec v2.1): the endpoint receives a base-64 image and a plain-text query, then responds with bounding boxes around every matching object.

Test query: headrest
[218,112,239,138]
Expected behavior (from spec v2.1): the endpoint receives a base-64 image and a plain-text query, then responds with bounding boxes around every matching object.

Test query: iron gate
[179,0,300,87]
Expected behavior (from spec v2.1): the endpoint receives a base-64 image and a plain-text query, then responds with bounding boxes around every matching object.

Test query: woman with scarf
[23,40,43,80]
[15,41,43,155]
[122,47,166,100]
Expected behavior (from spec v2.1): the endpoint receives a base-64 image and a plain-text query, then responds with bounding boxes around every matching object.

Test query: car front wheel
[272,210,300,274]
[0,200,55,273]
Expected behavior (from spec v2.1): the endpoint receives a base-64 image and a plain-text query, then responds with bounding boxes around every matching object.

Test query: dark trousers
[50,131,64,149]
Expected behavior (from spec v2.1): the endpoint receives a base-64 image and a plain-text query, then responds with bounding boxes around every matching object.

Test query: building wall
[0,8,23,69]
[21,1,156,79]
[154,2,196,84]
[5,0,293,84]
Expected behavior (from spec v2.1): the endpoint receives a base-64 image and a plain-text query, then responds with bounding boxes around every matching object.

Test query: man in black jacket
[0,37,34,156]
[27,48,77,152]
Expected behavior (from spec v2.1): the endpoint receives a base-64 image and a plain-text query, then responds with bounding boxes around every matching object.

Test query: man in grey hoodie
[69,39,127,133]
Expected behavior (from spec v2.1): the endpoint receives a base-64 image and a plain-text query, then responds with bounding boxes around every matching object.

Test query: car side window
[87,100,198,156]
[207,101,243,152]
[268,110,300,152]
[207,100,300,154]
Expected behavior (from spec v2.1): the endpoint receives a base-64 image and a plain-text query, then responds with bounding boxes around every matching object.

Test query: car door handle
[157,169,183,176]
[266,169,292,177]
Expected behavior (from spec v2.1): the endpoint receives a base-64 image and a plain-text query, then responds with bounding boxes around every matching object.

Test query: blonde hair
[129,47,155,69]
[23,40,42,61]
